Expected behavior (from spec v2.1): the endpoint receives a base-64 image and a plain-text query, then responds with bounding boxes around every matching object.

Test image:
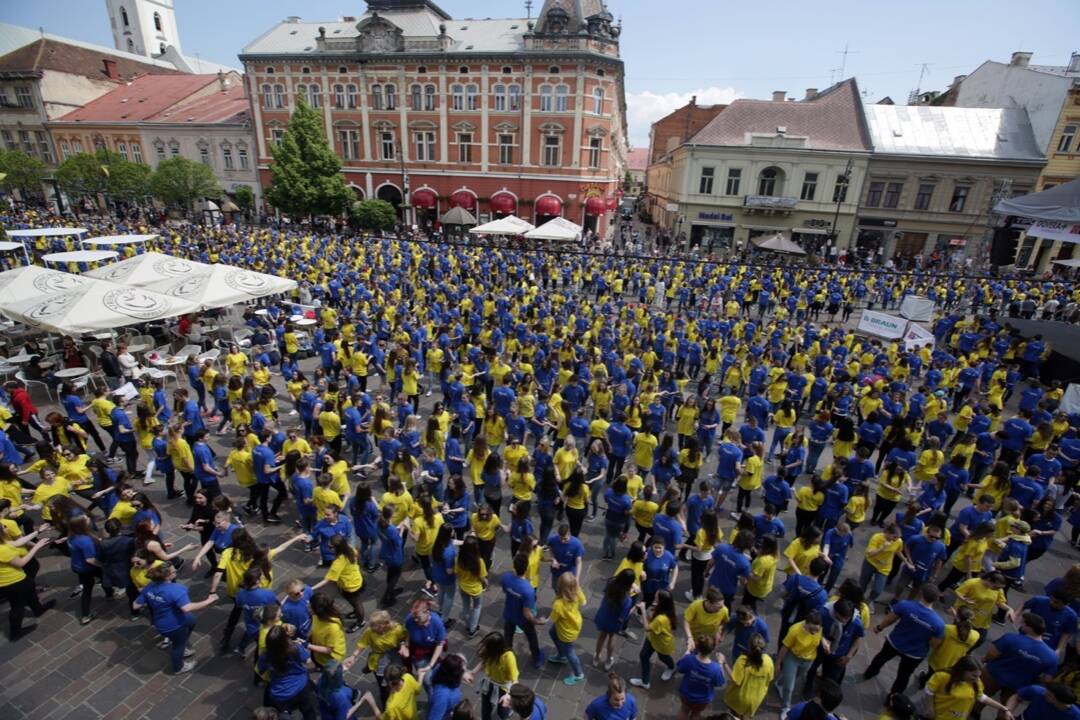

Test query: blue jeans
[437,579,456,619]
[768,427,791,460]
[805,442,827,474]
[639,638,674,684]
[824,558,845,591]
[602,522,622,558]
[777,653,812,708]
[548,626,583,678]
[163,615,196,672]
[460,591,482,634]
[859,559,887,601]
[357,536,378,569]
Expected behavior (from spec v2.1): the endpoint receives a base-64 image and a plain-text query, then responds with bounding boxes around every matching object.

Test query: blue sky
[4,0,1078,146]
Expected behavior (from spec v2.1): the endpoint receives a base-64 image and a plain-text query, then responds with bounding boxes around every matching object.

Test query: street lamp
[830,157,854,252]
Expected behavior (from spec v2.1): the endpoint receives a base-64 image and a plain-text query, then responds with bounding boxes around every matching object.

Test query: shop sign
[857,309,906,339]
[804,218,832,228]
[698,211,734,221]
[858,217,898,227]
[665,202,679,212]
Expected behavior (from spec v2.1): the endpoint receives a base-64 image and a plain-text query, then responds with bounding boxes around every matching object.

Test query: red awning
[411,188,437,209]
[606,196,618,211]
[489,192,516,215]
[449,191,476,211]
[585,196,606,216]
[535,195,561,216]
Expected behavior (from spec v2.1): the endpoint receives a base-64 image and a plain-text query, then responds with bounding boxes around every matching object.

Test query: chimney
[804,88,818,100]
[689,95,696,107]
[1010,51,1032,67]
[1069,52,1080,73]
[771,90,786,102]
[102,59,118,80]
[217,70,229,91]
[951,74,967,88]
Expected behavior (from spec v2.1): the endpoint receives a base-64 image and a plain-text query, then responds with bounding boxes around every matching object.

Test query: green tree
[56,151,110,205]
[264,98,353,219]
[149,156,221,215]
[233,185,254,214]
[350,199,397,231]
[0,149,47,198]
[106,158,152,204]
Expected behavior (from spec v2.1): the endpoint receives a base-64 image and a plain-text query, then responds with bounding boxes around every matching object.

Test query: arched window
[384,84,396,110]
[424,85,436,111]
[466,84,478,110]
[334,84,345,108]
[758,167,781,196]
[262,83,273,109]
[153,12,162,31]
[492,84,506,111]
[539,85,553,112]
[372,84,384,110]
[120,7,129,26]
[555,85,569,112]
[451,84,464,111]
[158,42,166,55]
[308,84,321,108]
[273,84,285,109]
[410,84,423,111]
[345,84,358,109]
[592,87,604,114]
[508,84,521,111]
[126,38,134,53]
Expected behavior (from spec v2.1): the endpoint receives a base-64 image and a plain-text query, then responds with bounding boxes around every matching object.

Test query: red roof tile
[148,84,250,125]
[0,39,181,81]
[53,74,222,123]
[689,79,871,152]
[625,148,649,171]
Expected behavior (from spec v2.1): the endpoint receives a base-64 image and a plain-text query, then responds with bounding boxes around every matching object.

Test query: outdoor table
[150,355,185,368]
[254,309,269,316]
[54,366,89,379]
[296,318,316,327]
[4,354,36,365]
[92,332,114,341]
[126,343,150,354]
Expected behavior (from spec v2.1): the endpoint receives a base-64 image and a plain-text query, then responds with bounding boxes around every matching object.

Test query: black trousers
[864,639,923,694]
[77,566,104,619]
[0,576,47,638]
[504,619,541,663]
[253,479,286,519]
[222,602,243,649]
[566,507,586,537]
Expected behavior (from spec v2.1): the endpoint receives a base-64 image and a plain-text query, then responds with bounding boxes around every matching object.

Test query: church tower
[105,0,182,59]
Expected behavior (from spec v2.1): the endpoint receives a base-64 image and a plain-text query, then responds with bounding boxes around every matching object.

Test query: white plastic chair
[15,371,53,403]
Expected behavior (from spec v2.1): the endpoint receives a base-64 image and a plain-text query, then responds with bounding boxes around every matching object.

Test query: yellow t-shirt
[954,578,1005,629]
[0,542,28,586]
[782,621,822,660]
[633,433,657,469]
[563,483,590,511]
[484,650,519,687]
[928,624,979,671]
[31,478,70,520]
[91,397,116,427]
[310,616,346,666]
[455,558,487,596]
[748,553,778,598]
[412,513,444,556]
[326,555,364,593]
[630,499,658,528]
[380,491,414,526]
[551,589,587,642]
[356,623,408,671]
[383,673,421,720]
[554,447,579,479]
[926,671,982,720]
[865,533,902,575]
[783,539,819,575]
[470,513,501,541]
[647,613,676,656]
[685,598,729,640]
[226,449,256,488]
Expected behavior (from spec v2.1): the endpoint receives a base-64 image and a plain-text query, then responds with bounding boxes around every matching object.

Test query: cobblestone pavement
[0,331,1068,720]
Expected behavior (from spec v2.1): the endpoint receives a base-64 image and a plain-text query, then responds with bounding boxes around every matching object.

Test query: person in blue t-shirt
[377,506,405,608]
[280,580,314,639]
[674,634,725,719]
[500,554,545,668]
[821,522,854,592]
[706,532,752,608]
[1022,590,1078,657]
[257,626,319,717]
[642,537,678,605]
[786,678,844,720]
[584,675,638,720]
[862,584,945,694]
[548,524,585,589]
[985,613,1060,696]
[234,566,278,654]
[133,562,217,673]
[507,683,547,720]
[1006,683,1080,720]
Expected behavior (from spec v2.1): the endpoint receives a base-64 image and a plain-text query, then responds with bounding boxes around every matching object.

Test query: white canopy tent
[42,250,119,265]
[0,265,92,305]
[751,233,808,255]
[83,251,211,286]
[83,234,158,246]
[524,216,583,242]
[142,265,298,311]
[5,226,87,263]
[1053,258,1080,268]
[469,215,535,235]
[0,241,29,265]
[0,277,200,336]
[995,178,1080,245]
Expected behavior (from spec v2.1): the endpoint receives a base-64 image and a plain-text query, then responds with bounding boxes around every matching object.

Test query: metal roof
[242,13,529,56]
[863,104,1044,162]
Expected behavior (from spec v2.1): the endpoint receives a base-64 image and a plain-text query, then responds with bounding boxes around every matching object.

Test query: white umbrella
[42,250,120,264]
[1,276,200,336]
[83,234,158,246]
[524,216,583,242]
[83,251,211,286]
[469,215,536,235]
[4,228,87,238]
[143,264,298,311]
[0,241,28,265]
[0,265,91,305]
[751,233,807,255]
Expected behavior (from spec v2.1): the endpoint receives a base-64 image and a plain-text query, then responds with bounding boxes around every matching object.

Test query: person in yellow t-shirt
[311,535,365,632]
[544,572,587,682]
[309,591,347,667]
[722,633,774,719]
[953,572,1011,634]
[455,536,488,637]
[746,536,779,607]
[783,526,823,576]
[925,656,1010,719]
[344,609,407,673]
[921,607,979,681]
[775,613,824,710]
[683,587,729,653]
[470,630,521,707]
[861,524,904,602]
[630,589,678,689]
[353,665,421,720]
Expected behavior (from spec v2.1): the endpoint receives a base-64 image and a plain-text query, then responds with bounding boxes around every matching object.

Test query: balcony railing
[743,194,798,210]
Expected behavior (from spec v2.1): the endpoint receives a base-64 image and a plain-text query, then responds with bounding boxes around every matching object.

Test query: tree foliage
[149,156,221,213]
[55,149,150,204]
[56,151,109,200]
[264,98,353,218]
[350,199,397,231]
[233,185,254,213]
[0,149,47,196]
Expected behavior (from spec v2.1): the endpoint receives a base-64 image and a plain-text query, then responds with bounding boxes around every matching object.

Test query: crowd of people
[1,209,1080,720]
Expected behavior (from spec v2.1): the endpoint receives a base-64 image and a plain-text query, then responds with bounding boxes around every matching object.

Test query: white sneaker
[684,591,696,602]
[661,668,675,681]
[604,657,615,671]
[177,660,196,674]
[143,477,156,485]
[629,678,650,689]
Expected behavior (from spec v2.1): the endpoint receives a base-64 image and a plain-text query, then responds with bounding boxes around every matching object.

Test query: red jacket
[9,387,37,422]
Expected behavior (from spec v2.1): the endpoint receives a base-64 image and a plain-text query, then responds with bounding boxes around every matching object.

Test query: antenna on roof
[836,42,859,78]
[525,0,533,19]
[907,62,930,105]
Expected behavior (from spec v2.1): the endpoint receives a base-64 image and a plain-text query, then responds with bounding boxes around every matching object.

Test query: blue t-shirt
[210,523,238,552]
[318,684,355,720]
[585,693,638,720]
[708,544,750,596]
[426,683,463,720]
[726,616,770,660]
[236,587,279,633]
[888,601,944,658]
[281,585,313,637]
[379,523,404,567]
[405,611,446,650]
[500,572,536,626]
[594,594,634,633]
[715,443,743,481]
[62,394,88,423]
[988,632,1059,689]
[136,581,191,634]
[643,549,678,594]
[1016,685,1080,720]
[906,535,947,582]
[1022,596,1078,650]
[787,702,839,720]
[822,527,854,564]
[676,654,725,704]
[69,533,97,573]
[548,534,585,579]
[258,643,311,702]
[432,545,456,585]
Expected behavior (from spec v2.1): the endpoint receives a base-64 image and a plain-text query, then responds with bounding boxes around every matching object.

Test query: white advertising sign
[857,309,906,339]
[1027,220,1080,245]
[902,322,935,351]
[899,295,935,322]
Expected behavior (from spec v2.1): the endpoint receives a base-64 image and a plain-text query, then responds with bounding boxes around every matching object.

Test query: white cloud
[625,86,742,147]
